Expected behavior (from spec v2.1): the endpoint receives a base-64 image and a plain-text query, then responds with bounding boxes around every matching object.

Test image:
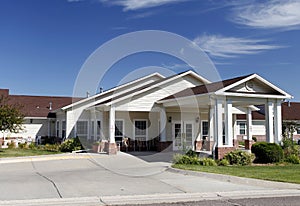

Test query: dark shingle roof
[0,89,82,118]
[160,74,252,101]
[282,102,300,121]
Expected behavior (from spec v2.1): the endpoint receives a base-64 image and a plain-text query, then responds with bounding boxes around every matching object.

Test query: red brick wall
[215,147,236,159]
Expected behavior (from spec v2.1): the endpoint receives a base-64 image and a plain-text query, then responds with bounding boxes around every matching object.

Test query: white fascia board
[105,71,209,106]
[252,74,293,98]
[220,92,290,99]
[157,93,211,106]
[186,70,211,84]
[216,74,256,94]
[215,74,292,98]
[24,117,48,120]
[62,72,165,110]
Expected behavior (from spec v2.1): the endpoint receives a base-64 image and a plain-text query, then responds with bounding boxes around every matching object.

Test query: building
[0,71,294,158]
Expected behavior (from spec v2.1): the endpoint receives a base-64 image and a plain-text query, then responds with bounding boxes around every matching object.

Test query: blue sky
[0,0,300,101]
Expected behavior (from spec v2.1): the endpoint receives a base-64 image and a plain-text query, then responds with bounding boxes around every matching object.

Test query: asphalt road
[121,196,300,206]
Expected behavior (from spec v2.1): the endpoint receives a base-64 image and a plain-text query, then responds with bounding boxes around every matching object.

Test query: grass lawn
[0,148,61,158]
[173,164,300,184]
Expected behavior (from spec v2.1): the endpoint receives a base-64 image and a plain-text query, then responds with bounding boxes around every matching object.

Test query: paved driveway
[0,152,299,204]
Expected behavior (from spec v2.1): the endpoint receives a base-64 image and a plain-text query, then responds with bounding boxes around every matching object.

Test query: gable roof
[61,72,165,110]
[159,73,292,102]
[160,74,251,101]
[102,70,211,107]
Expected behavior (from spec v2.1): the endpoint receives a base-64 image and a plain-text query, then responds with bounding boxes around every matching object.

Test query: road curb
[167,167,300,189]
[1,190,300,206]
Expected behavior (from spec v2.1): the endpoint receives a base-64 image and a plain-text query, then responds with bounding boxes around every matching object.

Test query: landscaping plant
[251,142,283,163]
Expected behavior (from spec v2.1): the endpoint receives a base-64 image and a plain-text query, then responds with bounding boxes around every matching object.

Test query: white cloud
[232,0,300,29]
[194,34,283,58]
[100,0,188,11]
[162,63,191,71]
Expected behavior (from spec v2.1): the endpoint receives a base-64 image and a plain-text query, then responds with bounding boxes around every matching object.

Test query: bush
[199,158,217,166]
[283,145,299,157]
[28,142,37,150]
[252,137,257,142]
[60,137,83,152]
[18,143,27,149]
[173,154,200,165]
[285,154,300,164]
[185,149,198,157]
[218,158,230,166]
[224,150,254,166]
[7,142,15,149]
[251,142,283,163]
[44,144,60,152]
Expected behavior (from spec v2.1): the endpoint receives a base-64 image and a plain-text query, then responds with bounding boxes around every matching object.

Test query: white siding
[116,76,203,111]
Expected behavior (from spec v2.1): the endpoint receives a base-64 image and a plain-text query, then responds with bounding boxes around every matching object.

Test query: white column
[225,100,233,147]
[160,107,167,142]
[265,100,274,143]
[109,106,116,143]
[246,107,253,140]
[215,99,223,147]
[274,100,282,144]
[233,114,237,142]
[209,106,214,141]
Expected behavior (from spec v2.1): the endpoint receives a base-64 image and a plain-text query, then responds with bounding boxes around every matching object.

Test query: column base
[233,139,239,148]
[105,142,117,155]
[196,140,214,151]
[215,147,235,160]
[157,141,172,152]
[245,140,253,150]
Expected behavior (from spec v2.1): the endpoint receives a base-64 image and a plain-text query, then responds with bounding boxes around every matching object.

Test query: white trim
[215,74,292,98]
[220,92,290,99]
[105,70,211,106]
[62,72,165,110]
[24,117,48,120]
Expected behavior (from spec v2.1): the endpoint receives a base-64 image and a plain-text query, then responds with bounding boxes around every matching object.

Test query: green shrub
[7,142,15,149]
[18,143,27,149]
[285,154,300,164]
[282,138,295,149]
[60,137,83,152]
[283,145,299,157]
[44,144,60,152]
[251,142,283,163]
[28,142,37,150]
[185,149,198,157]
[173,154,200,165]
[199,158,217,166]
[218,158,230,166]
[224,150,254,166]
[252,137,257,142]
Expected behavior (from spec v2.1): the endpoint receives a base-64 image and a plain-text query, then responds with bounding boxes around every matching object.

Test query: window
[134,120,147,140]
[297,127,300,134]
[56,121,60,137]
[77,121,88,139]
[174,123,181,138]
[202,121,208,139]
[97,121,101,140]
[238,122,246,135]
[62,121,66,139]
[115,120,123,142]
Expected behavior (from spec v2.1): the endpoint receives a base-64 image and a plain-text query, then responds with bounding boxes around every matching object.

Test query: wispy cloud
[161,63,191,71]
[231,0,300,30]
[100,0,188,11]
[194,34,283,58]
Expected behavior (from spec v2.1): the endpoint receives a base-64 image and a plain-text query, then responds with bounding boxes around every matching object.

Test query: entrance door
[172,121,194,151]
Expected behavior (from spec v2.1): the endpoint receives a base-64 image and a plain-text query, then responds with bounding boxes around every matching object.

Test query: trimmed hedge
[251,142,283,163]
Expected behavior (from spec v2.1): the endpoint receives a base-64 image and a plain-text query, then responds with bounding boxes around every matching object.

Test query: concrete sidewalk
[0,152,299,205]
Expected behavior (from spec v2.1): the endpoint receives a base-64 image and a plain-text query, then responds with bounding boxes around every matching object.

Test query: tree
[0,96,24,138]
